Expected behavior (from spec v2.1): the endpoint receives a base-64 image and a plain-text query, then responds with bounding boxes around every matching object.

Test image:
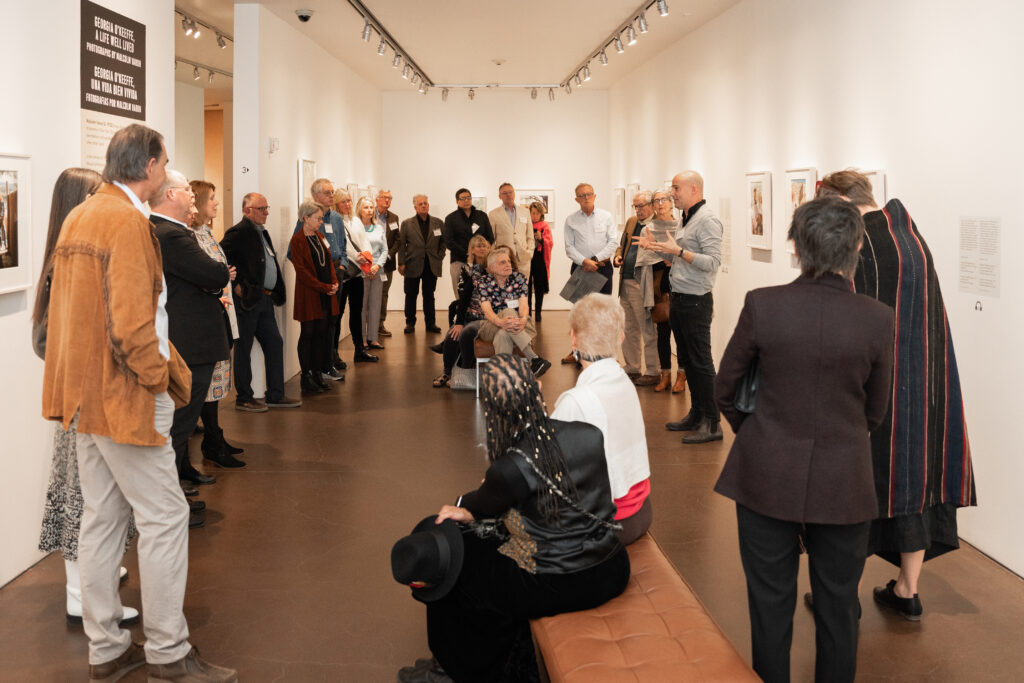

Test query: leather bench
[530,533,757,682]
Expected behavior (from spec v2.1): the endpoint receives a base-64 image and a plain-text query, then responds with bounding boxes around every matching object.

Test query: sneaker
[530,357,552,378]
[234,398,268,413]
[88,641,145,682]
[265,395,302,408]
[321,368,345,382]
[147,646,237,683]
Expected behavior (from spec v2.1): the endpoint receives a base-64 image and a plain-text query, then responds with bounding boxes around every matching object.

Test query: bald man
[639,171,723,443]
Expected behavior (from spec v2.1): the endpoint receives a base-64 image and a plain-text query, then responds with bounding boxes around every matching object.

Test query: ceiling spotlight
[216,33,227,49]
[468,88,475,101]
[583,64,591,81]
[564,82,572,94]
[208,71,214,84]
[614,36,624,53]
[411,72,419,84]
[531,87,537,100]
[192,22,201,39]
[392,53,401,68]
[181,17,190,35]
[361,19,372,42]
[441,88,449,102]
[402,64,410,79]
[418,82,427,94]
[548,87,555,101]
[627,23,638,45]
[377,38,387,55]
[638,11,649,33]
[657,0,669,17]
[574,73,582,87]
[599,49,608,65]
[192,65,200,80]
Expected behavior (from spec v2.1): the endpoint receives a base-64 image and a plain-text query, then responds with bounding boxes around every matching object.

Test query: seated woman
[395,354,631,682]
[289,200,339,394]
[552,293,653,545]
[433,235,491,387]
[476,250,551,377]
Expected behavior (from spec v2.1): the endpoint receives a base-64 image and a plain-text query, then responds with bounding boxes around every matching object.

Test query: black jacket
[151,215,231,366]
[442,207,494,264]
[220,216,286,310]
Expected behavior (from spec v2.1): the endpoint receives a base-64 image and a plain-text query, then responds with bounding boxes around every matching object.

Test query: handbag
[651,292,670,324]
[448,364,476,391]
[734,356,761,414]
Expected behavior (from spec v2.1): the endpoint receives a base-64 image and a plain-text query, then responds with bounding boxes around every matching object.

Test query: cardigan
[289,230,339,322]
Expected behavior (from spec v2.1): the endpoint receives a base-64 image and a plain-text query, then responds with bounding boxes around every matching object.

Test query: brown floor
[2,311,1022,682]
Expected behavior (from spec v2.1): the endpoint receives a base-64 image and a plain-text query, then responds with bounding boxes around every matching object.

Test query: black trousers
[441,320,483,375]
[339,276,364,352]
[234,294,285,402]
[298,316,330,374]
[329,267,345,363]
[656,321,672,370]
[736,504,869,683]
[528,249,548,318]
[404,268,438,327]
[170,362,215,474]
[426,533,630,683]
[668,291,718,420]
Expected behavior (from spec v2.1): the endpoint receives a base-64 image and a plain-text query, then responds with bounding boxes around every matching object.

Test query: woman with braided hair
[397,354,630,683]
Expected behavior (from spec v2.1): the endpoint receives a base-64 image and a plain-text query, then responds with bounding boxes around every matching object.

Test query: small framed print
[297,159,316,208]
[862,169,887,209]
[517,189,555,230]
[625,183,640,206]
[613,187,625,226]
[345,183,359,216]
[784,167,817,253]
[745,171,772,251]
[0,153,32,295]
[472,196,488,213]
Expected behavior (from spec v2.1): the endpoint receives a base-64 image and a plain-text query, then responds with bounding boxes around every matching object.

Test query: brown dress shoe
[89,641,145,681]
[561,351,577,364]
[633,374,660,387]
[672,371,687,394]
[147,647,237,683]
[378,326,393,337]
[654,371,672,392]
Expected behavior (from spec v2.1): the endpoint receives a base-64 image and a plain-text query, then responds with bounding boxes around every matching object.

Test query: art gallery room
[0,0,1022,680]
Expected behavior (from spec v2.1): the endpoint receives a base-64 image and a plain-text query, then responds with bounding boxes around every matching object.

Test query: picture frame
[745,171,772,250]
[297,158,316,208]
[517,189,555,231]
[862,169,888,209]
[368,184,379,201]
[613,187,625,226]
[784,167,816,254]
[0,153,32,295]
[472,196,488,213]
[625,183,640,207]
[346,183,359,216]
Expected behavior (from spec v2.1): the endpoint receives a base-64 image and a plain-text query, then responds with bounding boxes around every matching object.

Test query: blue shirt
[254,223,279,291]
[564,207,618,265]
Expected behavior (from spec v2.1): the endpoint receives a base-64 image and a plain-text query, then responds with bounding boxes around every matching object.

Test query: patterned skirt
[38,420,137,561]
[207,358,232,402]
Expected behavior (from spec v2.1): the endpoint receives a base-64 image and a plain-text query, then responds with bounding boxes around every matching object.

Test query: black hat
[391,515,465,603]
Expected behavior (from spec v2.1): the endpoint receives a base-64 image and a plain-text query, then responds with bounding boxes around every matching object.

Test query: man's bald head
[671,171,704,211]
[149,169,193,223]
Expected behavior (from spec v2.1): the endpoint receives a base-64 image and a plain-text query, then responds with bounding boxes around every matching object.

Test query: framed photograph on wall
[517,189,555,231]
[784,167,816,253]
[368,185,379,201]
[613,187,625,226]
[0,153,32,295]
[297,159,316,208]
[862,169,887,209]
[745,171,772,250]
[357,186,370,207]
[625,183,640,207]
[472,196,488,213]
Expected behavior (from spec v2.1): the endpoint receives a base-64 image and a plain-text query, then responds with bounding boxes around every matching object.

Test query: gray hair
[574,182,593,197]
[150,170,188,207]
[241,192,263,209]
[634,190,654,206]
[568,293,624,360]
[102,124,164,184]
[298,199,323,222]
[788,197,865,278]
[310,177,333,196]
[412,194,428,204]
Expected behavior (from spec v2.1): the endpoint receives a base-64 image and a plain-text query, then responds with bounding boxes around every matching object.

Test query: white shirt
[551,357,650,499]
[563,207,619,265]
[115,181,170,361]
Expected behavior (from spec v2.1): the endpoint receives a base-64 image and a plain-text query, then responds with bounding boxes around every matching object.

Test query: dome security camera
[296,9,313,22]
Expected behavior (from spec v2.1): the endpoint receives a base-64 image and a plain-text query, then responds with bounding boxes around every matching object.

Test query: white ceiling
[173,0,739,102]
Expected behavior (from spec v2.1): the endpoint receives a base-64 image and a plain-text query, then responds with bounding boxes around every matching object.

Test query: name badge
[471,223,480,234]
[433,228,442,237]
[506,299,519,310]
[381,272,388,282]
[324,224,333,234]
[389,222,399,232]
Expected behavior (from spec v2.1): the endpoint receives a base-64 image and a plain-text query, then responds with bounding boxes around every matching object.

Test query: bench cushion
[530,533,756,682]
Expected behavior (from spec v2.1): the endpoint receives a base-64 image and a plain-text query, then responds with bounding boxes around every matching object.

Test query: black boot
[301,371,324,395]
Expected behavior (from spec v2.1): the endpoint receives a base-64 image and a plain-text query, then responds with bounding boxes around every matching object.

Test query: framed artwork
[625,183,640,206]
[745,171,772,250]
[0,153,32,295]
[613,187,625,226]
[346,183,359,216]
[517,189,555,230]
[862,169,887,209]
[472,196,488,213]
[784,167,816,253]
[368,184,379,201]
[357,186,370,207]
[297,158,316,207]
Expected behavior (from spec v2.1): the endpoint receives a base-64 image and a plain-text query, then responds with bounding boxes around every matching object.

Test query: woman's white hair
[568,293,624,359]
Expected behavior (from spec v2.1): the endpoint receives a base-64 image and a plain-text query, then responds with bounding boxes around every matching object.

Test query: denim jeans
[669,291,719,421]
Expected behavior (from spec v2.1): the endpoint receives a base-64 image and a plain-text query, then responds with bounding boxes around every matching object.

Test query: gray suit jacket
[397,214,446,278]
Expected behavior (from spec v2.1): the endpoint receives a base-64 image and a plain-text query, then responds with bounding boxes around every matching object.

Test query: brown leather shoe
[560,351,577,364]
[378,326,393,337]
[672,371,687,394]
[147,647,237,682]
[633,374,660,387]
[654,371,672,392]
[89,641,145,681]
[681,419,723,444]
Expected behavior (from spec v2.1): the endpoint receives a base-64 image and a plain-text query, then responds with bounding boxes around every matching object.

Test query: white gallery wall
[0,0,175,586]
[233,4,382,384]
[608,0,1024,575]
[173,81,205,183]
[380,89,610,313]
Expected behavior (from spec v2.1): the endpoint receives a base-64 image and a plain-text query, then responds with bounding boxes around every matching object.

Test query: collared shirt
[504,204,516,227]
[668,201,722,295]
[563,207,618,265]
[115,181,169,361]
[253,223,279,290]
[551,357,650,500]
[474,270,528,314]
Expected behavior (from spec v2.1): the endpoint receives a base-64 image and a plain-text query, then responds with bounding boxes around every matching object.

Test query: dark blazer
[220,216,286,310]
[288,230,340,322]
[396,214,446,279]
[380,209,401,273]
[713,273,894,525]
[151,215,231,366]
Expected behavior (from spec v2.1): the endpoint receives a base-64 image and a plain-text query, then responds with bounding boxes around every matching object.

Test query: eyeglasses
[456,195,472,201]
[249,205,270,212]
[169,185,191,194]
[576,192,595,199]
[653,197,671,203]
[632,202,651,209]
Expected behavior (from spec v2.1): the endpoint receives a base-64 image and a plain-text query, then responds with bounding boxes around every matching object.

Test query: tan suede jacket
[42,183,191,447]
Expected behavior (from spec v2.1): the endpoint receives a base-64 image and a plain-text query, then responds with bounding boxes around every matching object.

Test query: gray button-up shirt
[668,203,722,295]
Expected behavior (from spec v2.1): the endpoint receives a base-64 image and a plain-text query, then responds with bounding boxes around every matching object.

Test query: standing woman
[32,168,139,626]
[527,201,552,321]
[335,189,376,364]
[189,180,244,468]
[714,198,894,683]
[816,170,977,620]
[650,190,685,394]
[290,200,339,394]
[357,197,388,352]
